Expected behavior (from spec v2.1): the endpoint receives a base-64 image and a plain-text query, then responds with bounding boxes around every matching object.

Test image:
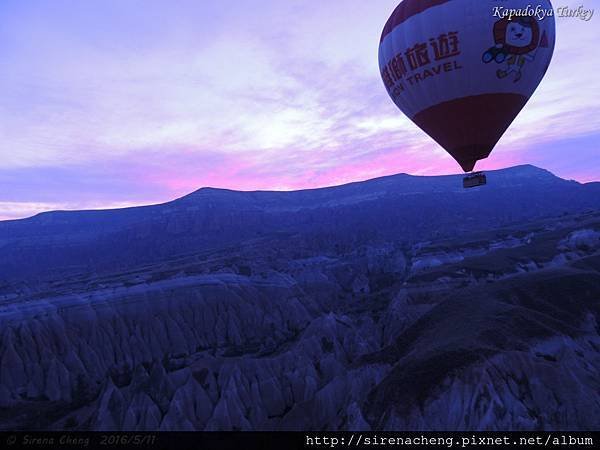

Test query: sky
[1,0,599,220]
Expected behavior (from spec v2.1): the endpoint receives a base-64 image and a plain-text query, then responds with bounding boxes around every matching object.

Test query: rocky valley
[1,165,599,431]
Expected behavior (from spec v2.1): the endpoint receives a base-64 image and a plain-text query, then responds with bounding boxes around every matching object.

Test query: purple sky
[1,0,599,220]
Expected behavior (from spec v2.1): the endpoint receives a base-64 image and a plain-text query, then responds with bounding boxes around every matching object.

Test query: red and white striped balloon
[379,0,556,172]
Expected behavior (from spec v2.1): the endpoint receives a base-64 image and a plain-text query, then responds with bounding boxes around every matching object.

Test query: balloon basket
[463,172,487,189]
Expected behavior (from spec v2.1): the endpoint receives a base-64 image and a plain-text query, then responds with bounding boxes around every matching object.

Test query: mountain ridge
[1,164,599,283]
[0,164,582,224]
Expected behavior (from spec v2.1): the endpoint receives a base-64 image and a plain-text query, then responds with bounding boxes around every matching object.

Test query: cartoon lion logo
[482,16,540,82]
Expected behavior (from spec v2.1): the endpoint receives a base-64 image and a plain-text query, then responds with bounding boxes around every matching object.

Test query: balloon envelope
[378,0,556,172]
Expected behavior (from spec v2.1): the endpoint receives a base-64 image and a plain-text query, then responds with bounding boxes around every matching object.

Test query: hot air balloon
[378,0,556,187]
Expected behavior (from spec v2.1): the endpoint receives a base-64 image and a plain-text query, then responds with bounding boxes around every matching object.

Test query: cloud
[0,0,598,220]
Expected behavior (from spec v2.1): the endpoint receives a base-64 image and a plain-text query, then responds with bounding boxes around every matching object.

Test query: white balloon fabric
[378,0,556,172]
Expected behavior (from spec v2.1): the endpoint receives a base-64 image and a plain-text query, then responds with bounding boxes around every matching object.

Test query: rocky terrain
[0,165,599,431]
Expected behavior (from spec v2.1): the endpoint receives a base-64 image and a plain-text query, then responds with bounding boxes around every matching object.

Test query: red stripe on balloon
[412,93,529,172]
[380,0,451,44]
